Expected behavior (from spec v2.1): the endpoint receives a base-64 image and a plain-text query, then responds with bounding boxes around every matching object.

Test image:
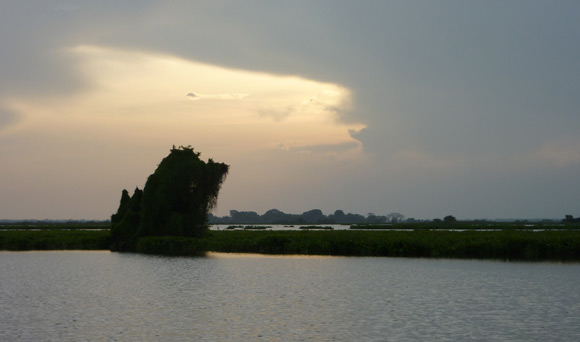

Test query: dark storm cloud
[1,2,83,97]
[0,1,158,98]
[90,1,580,161]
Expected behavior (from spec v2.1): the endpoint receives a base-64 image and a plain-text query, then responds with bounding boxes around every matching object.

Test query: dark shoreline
[2,228,580,261]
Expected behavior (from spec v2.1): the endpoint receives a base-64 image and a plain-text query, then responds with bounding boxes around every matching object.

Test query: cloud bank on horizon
[1,1,579,220]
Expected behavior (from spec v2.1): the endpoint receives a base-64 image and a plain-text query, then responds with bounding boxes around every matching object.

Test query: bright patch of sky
[0,45,364,219]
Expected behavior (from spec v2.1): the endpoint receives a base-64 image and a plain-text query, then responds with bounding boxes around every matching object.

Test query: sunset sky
[1,1,579,220]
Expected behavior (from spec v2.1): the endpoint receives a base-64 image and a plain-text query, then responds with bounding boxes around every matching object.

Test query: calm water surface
[1,251,579,341]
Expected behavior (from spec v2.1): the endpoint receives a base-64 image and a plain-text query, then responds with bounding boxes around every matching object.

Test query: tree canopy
[111,146,229,251]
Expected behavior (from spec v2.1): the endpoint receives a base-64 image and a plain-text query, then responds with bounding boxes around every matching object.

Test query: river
[1,251,579,341]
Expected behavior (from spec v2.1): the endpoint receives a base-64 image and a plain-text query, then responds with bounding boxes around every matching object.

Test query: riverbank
[2,229,580,261]
[0,230,110,250]
[202,230,580,261]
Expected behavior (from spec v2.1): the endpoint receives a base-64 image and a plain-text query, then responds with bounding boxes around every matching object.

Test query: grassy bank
[2,228,580,261]
[200,230,580,261]
[0,222,110,230]
[0,230,111,250]
[350,222,580,230]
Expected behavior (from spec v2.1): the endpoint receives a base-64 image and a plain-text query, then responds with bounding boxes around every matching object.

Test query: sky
[1,1,579,220]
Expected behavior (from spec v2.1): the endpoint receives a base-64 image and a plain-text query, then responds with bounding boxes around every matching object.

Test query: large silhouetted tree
[111,146,229,251]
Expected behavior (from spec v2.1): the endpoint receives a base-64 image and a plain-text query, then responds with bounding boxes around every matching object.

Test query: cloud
[259,106,295,122]
[531,139,580,167]
[295,141,361,155]
[186,92,249,100]
[0,107,20,131]
[271,140,361,160]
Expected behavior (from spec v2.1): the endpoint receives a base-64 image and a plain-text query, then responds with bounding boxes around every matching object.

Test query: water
[211,224,350,230]
[1,251,579,341]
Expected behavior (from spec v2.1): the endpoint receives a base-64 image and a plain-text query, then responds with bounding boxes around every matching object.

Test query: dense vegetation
[0,221,110,230]
[0,230,110,250]
[199,230,580,261]
[4,224,580,261]
[110,146,229,251]
[350,221,580,230]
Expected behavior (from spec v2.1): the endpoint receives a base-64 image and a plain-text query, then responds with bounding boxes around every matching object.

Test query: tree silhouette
[110,187,143,250]
[443,215,457,223]
[111,146,229,251]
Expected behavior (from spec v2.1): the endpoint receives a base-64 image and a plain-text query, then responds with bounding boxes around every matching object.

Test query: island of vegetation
[110,145,229,252]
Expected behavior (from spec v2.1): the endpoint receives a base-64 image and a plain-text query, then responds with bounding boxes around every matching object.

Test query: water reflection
[1,251,579,341]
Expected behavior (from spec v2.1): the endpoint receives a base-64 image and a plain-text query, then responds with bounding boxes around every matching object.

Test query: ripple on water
[1,251,579,341]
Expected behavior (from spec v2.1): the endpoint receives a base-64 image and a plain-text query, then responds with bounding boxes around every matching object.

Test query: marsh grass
[299,226,334,230]
[2,224,580,260]
[0,223,110,230]
[242,226,270,230]
[0,230,110,250]
[351,222,580,231]
[201,230,580,261]
[226,225,243,230]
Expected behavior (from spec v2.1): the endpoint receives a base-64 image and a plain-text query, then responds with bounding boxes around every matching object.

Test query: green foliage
[563,215,580,223]
[139,146,229,238]
[0,230,110,250]
[201,230,580,261]
[2,228,580,261]
[351,222,580,230]
[110,188,142,251]
[243,225,270,230]
[110,146,229,251]
[443,215,457,223]
[299,225,333,230]
[0,222,110,230]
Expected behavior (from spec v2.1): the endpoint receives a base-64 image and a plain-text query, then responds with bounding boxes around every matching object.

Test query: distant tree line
[209,209,408,225]
[563,215,580,223]
[209,212,574,225]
